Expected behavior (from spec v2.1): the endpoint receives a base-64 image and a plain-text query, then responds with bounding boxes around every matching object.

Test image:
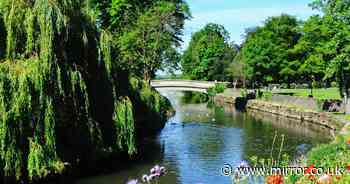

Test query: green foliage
[182,23,238,81]
[0,12,5,59]
[238,1,350,101]
[285,133,350,183]
[331,81,338,88]
[226,51,245,83]
[207,83,227,96]
[100,30,113,76]
[290,15,330,84]
[317,0,350,99]
[241,14,301,86]
[27,99,64,180]
[130,77,172,119]
[118,1,189,80]
[0,0,176,182]
[114,97,136,155]
[181,91,209,104]
[140,81,162,113]
[0,59,65,181]
[97,0,190,81]
[27,138,49,180]
[214,83,226,93]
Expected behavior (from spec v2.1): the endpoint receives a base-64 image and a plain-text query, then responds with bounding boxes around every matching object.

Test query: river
[77,90,330,184]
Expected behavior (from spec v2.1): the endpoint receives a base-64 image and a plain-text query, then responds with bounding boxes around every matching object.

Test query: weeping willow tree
[0,0,172,182]
[0,0,98,181]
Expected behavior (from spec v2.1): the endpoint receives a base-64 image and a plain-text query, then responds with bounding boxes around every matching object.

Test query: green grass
[275,88,341,100]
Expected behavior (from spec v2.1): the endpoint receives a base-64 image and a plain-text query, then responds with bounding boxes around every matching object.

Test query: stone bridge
[151,80,228,93]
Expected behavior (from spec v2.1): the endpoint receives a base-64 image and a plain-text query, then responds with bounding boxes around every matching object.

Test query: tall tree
[95,0,190,82]
[181,23,236,81]
[241,14,301,87]
[227,48,246,88]
[289,15,335,95]
[0,0,177,182]
[311,0,350,112]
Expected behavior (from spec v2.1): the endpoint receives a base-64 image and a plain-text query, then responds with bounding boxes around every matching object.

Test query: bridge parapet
[151,80,229,90]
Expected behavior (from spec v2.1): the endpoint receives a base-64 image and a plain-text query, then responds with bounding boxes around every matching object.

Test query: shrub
[214,83,226,93]
[207,83,227,96]
[331,81,338,88]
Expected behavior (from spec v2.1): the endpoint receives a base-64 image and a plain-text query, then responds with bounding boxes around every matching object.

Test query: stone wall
[213,94,236,105]
[268,95,319,111]
[266,94,344,112]
[246,100,343,131]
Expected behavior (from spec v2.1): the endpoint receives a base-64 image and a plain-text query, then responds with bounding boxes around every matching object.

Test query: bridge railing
[150,80,230,89]
[151,80,229,84]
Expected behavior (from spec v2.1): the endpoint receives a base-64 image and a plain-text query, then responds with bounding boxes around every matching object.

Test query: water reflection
[77,90,330,184]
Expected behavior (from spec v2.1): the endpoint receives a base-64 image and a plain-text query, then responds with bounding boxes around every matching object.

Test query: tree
[227,49,246,88]
[290,15,333,95]
[181,23,237,81]
[0,0,178,182]
[95,0,190,82]
[311,0,350,112]
[241,14,301,87]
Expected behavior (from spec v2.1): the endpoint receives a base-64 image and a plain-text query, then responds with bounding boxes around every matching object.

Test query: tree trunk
[344,91,350,114]
[309,79,313,97]
[144,69,151,84]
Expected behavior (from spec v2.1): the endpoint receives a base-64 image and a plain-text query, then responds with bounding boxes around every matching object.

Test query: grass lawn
[274,88,341,100]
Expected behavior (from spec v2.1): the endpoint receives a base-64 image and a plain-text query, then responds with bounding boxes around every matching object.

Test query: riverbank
[214,89,350,183]
[246,100,342,133]
[214,89,346,133]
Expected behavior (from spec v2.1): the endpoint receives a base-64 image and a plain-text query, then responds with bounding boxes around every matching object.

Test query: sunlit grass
[275,88,341,100]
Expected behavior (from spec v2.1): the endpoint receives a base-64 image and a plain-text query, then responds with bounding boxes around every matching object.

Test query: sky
[182,0,319,49]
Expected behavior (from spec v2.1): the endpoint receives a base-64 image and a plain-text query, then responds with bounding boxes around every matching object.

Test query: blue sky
[182,0,319,48]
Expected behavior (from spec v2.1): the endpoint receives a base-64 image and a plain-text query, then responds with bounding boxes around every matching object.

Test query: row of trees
[182,0,350,101]
[241,0,350,99]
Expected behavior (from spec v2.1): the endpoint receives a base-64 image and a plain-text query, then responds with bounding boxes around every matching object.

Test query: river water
[77,90,330,184]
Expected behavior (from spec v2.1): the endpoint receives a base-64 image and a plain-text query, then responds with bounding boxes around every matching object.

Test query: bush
[285,133,350,183]
[331,81,338,88]
[214,83,226,93]
[207,83,226,96]
[181,91,209,103]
